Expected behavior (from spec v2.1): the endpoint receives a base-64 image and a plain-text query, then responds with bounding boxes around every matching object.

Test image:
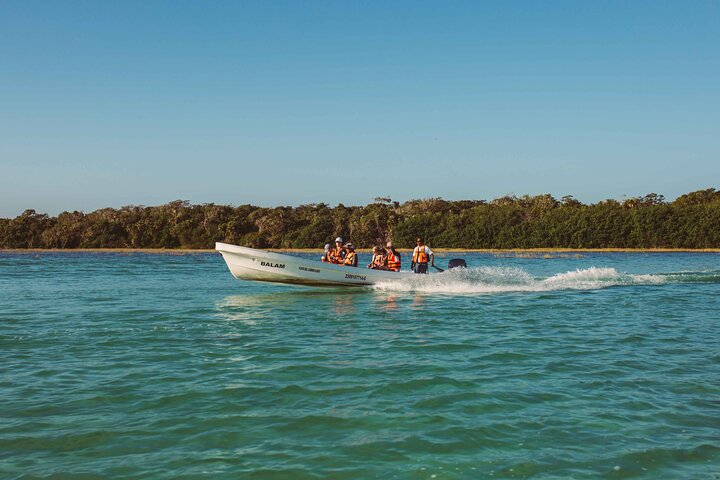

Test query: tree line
[2,189,720,249]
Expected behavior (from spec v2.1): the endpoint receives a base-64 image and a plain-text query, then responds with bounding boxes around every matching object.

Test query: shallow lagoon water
[1,251,719,478]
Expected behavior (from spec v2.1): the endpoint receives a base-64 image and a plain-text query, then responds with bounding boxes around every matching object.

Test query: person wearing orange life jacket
[368,247,388,269]
[385,241,401,272]
[327,247,340,264]
[327,237,347,265]
[367,246,382,269]
[411,237,434,274]
[376,247,388,269]
[328,237,346,264]
[342,243,358,267]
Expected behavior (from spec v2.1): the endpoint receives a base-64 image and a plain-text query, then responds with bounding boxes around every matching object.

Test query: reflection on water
[411,294,426,309]
[381,294,400,312]
[215,288,373,324]
[216,291,433,332]
[215,293,271,324]
[333,295,357,316]
[216,288,431,324]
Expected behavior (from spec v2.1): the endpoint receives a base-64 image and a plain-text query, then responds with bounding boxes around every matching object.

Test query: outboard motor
[447,258,467,270]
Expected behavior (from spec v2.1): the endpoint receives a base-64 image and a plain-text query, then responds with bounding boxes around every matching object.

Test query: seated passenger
[342,243,358,267]
[321,244,332,262]
[330,237,347,264]
[368,246,388,269]
[367,246,381,268]
[385,241,401,272]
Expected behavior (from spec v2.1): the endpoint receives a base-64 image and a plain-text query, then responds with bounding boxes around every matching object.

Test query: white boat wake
[372,266,720,294]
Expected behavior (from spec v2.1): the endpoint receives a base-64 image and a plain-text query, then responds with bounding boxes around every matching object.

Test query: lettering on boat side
[299,266,320,273]
[345,273,367,281]
[261,261,285,269]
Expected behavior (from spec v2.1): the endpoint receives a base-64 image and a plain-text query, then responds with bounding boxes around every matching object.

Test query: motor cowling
[448,258,467,269]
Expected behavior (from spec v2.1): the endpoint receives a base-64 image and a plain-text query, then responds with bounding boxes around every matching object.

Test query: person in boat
[367,246,381,269]
[330,236,346,264]
[385,241,401,272]
[411,237,434,274]
[321,244,332,262]
[342,243,358,267]
[368,246,387,269]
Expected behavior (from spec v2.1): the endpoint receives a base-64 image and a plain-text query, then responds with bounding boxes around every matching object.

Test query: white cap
[335,237,343,243]
[324,244,331,251]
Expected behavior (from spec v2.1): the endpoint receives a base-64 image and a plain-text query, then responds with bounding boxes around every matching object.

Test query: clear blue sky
[1,1,718,217]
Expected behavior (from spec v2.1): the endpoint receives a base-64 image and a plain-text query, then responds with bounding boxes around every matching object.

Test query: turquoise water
[1,252,719,479]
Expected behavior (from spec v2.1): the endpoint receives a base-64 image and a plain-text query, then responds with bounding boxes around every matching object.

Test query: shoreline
[2,248,719,254]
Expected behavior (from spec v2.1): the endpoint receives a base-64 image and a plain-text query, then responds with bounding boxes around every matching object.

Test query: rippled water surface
[2,251,720,478]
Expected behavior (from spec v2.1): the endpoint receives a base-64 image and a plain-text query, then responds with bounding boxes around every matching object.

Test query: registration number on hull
[345,273,367,281]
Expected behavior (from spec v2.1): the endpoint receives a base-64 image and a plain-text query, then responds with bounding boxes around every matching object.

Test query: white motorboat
[216,242,413,287]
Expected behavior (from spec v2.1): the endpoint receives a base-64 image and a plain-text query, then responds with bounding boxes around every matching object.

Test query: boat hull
[215,242,411,287]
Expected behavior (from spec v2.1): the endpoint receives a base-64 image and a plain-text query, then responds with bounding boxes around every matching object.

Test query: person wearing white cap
[331,236,347,263]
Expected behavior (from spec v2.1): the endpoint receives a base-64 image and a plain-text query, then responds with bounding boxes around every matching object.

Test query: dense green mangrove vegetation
[2,189,720,249]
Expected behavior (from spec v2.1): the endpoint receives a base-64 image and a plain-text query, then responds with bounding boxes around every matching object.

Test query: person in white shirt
[411,237,434,274]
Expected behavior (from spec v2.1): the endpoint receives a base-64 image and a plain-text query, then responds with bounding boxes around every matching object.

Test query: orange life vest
[330,247,346,264]
[386,250,401,271]
[413,246,429,263]
[344,251,357,267]
[372,254,385,268]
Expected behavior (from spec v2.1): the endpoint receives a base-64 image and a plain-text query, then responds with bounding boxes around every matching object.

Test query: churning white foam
[372,266,673,294]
